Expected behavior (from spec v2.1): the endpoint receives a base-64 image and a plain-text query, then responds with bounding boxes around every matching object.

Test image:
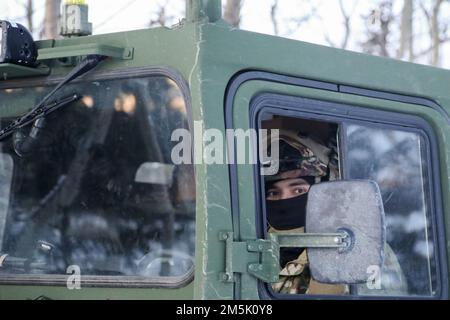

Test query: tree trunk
[150,6,167,27]
[224,0,242,28]
[43,0,61,39]
[361,1,394,57]
[431,0,444,66]
[397,0,413,61]
[379,1,393,57]
[339,0,351,49]
[270,0,279,36]
[25,0,33,34]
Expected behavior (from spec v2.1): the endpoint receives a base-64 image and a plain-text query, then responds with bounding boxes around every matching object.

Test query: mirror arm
[269,231,350,250]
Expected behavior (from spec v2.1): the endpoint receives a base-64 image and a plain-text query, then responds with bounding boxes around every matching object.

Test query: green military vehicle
[0,0,448,300]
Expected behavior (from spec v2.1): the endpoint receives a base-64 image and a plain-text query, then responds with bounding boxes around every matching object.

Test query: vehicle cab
[0,0,448,300]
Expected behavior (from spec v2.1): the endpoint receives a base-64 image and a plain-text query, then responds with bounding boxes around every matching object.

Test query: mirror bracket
[219,231,351,284]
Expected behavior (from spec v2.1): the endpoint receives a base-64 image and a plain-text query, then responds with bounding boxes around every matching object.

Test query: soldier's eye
[293,187,307,195]
[266,190,279,199]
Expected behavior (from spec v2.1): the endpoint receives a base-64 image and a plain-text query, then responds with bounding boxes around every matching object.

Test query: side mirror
[243,180,386,285]
[306,180,386,284]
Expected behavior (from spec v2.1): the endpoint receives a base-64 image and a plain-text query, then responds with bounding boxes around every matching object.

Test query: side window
[259,108,441,298]
[0,74,195,286]
[345,124,436,296]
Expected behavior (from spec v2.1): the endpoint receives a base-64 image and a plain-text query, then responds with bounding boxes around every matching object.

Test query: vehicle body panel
[0,16,448,299]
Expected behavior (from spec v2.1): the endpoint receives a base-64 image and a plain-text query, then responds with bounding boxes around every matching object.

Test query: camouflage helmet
[263,129,338,182]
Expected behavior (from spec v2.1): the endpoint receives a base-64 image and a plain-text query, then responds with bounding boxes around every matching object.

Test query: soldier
[264,128,408,296]
[264,128,346,295]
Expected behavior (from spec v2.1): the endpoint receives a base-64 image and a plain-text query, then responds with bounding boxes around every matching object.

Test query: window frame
[0,66,195,289]
[250,93,448,300]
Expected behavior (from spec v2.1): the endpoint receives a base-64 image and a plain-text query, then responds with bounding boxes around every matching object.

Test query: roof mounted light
[0,20,37,67]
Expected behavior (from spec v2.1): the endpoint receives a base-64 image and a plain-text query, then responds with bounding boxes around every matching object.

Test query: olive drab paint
[0,0,449,300]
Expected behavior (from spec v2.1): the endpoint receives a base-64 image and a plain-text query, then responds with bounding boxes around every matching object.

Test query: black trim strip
[339,85,450,124]
[251,94,448,300]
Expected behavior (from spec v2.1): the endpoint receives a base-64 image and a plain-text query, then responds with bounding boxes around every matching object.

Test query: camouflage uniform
[270,227,347,295]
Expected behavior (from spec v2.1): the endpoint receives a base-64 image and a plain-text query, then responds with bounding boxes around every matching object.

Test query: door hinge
[219,231,280,283]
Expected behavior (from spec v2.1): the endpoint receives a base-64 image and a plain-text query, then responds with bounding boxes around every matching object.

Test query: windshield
[0,75,195,281]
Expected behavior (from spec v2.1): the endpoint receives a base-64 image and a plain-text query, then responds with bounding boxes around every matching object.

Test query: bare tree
[430,0,445,65]
[323,0,355,49]
[283,1,319,37]
[150,3,172,27]
[360,0,448,66]
[338,0,352,49]
[417,0,450,66]
[397,0,414,61]
[361,1,395,57]
[12,0,35,34]
[224,0,242,28]
[42,0,61,39]
[270,0,279,36]
[24,0,34,34]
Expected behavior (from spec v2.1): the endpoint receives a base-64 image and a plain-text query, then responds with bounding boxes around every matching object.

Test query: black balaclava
[266,177,316,265]
[265,176,315,230]
[266,193,308,230]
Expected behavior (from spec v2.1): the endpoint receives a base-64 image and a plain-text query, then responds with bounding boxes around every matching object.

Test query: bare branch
[270,0,279,36]
[419,1,431,22]
[397,0,413,61]
[25,0,33,34]
[42,0,61,39]
[150,1,169,27]
[412,33,450,60]
[320,0,356,49]
[224,0,242,28]
[284,4,318,36]
[338,0,351,49]
[431,0,445,65]
[323,32,337,48]
[360,1,394,58]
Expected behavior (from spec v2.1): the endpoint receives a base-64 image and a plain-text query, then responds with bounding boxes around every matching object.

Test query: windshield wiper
[0,54,106,142]
[0,252,49,272]
[0,94,80,141]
